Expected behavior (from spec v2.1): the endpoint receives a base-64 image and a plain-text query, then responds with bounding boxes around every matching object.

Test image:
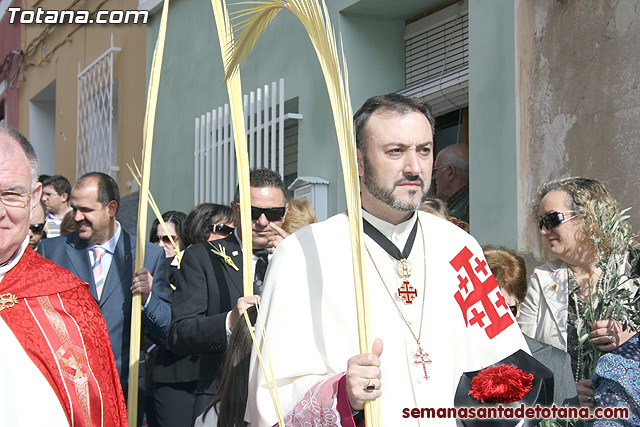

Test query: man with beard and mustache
[247,93,529,426]
[38,172,172,418]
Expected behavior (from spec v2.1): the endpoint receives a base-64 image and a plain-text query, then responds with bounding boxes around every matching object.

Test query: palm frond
[127,161,182,264]
[225,0,378,424]
[211,0,285,425]
[211,0,254,298]
[129,0,171,422]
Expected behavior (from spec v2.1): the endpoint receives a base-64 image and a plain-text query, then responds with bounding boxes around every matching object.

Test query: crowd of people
[1,92,637,427]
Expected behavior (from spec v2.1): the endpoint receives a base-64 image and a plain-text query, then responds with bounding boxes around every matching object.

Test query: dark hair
[353,93,435,157]
[233,168,287,203]
[76,172,120,213]
[43,175,72,198]
[183,203,234,247]
[150,210,187,247]
[483,246,528,303]
[0,125,39,186]
[202,305,257,426]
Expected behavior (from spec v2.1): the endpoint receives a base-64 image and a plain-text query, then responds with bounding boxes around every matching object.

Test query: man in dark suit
[38,172,172,402]
[169,168,289,422]
[523,335,579,407]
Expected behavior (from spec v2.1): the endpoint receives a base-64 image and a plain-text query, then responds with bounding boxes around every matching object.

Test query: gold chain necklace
[364,218,432,380]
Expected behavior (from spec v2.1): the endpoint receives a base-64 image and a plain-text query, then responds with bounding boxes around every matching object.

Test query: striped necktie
[92,247,106,299]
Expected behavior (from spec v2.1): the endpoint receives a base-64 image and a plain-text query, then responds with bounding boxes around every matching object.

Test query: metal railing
[194,78,302,205]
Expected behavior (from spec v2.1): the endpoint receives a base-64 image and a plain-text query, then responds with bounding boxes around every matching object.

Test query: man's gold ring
[364,378,375,392]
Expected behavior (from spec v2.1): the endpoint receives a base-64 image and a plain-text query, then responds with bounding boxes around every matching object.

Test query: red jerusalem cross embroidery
[398,281,417,304]
[450,246,513,339]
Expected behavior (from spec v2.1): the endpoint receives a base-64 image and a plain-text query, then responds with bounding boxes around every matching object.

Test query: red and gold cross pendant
[398,280,418,304]
[414,346,432,380]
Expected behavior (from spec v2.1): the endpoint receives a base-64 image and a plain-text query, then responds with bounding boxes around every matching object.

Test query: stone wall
[518,0,640,259]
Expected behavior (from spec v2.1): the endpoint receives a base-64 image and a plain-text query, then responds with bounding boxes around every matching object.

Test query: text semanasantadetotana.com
[7,7,148,25]
[402,404,629,420]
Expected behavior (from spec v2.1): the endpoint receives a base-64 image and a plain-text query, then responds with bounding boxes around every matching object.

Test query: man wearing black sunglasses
[28,200,47,250]
[169,167,289,422]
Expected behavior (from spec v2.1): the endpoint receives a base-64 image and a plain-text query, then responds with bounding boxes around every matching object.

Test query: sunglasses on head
[209,224,234,236]
[537,211,577,231]
[240,205,286,221]
[153,235,178,245]
[29,223,46,233]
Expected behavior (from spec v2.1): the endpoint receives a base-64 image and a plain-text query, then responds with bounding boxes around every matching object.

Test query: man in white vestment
[248,94,529,426]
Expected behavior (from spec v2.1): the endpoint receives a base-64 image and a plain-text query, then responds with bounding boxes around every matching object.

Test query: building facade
[16,0,147,193]
[143,0,639,261]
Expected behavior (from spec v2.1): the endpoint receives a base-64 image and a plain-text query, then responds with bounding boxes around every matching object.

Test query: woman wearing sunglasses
[182,203,235,247]
[149,210,197,426]
[150,210,187,265]
[518,177,635,408]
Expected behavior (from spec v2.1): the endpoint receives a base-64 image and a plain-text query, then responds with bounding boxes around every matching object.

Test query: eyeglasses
[0,190,31,208]
[431,164,449,176]
[209,224,234,236]
[153,235,178,245]
[238,205,286,221]
[537,211,578,231]
[29,223,46,233]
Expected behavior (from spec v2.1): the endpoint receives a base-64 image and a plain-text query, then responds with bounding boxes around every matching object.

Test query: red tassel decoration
[468,364,534,403]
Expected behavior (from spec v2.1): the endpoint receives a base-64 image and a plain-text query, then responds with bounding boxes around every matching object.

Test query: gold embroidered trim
[0,293,17,311]
[37,296,92,426]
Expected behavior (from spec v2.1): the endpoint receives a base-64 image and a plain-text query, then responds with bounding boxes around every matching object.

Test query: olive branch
[576,202,639,379]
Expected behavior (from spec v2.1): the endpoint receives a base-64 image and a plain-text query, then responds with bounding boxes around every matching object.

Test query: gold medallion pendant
[396,259,417,304]
[396,259,412,278]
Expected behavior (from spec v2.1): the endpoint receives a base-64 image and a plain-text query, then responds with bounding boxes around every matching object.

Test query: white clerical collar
[88,221,121,254]
[361,209,418,242]
[0,236,29,283]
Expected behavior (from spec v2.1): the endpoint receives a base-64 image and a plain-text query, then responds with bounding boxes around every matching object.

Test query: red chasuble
[0,246,128,427]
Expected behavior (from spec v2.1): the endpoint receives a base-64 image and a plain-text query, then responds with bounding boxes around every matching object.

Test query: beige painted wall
[517,0,640,260]
[18,0,146,194]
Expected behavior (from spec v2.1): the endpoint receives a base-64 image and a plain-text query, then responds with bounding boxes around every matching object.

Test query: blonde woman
[282,198,317,234]
[518,177,635,407]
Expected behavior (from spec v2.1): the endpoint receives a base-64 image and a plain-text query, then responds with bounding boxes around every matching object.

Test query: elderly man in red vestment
[0,125,127,426]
